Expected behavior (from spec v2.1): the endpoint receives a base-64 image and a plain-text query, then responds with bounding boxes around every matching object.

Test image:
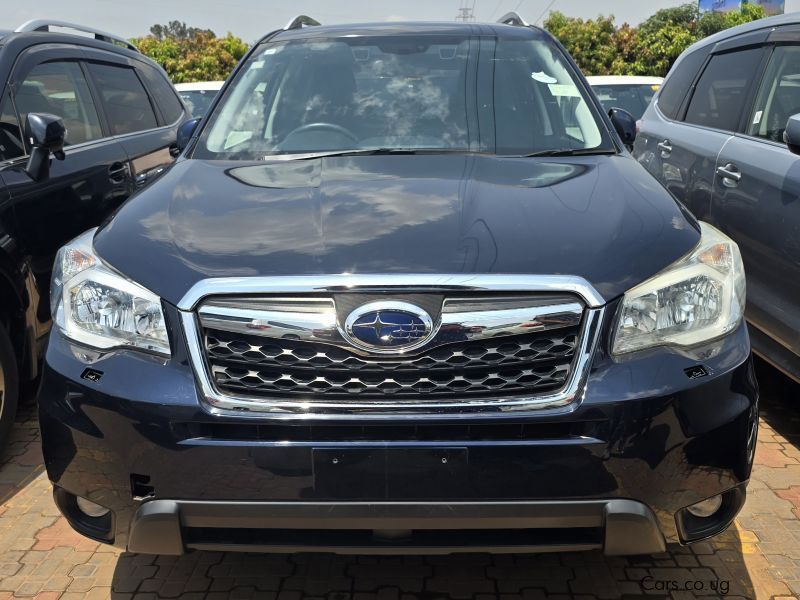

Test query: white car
[174,81,224,118]
[587,76,663,120]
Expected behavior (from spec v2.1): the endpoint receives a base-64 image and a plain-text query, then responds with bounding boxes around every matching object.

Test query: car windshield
[591,83,660,120]
[179,90,218,118]
[194,33,613,160]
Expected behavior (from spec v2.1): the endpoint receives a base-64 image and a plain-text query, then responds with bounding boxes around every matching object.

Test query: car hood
[94,154,699,307]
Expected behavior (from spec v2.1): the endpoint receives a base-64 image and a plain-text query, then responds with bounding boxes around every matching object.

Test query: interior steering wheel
[284,122,359,145]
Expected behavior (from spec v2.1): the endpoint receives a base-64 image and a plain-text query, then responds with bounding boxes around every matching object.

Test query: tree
[696,10,727,38]
[631,23,698,76]
[723,3,767,27]
[610,23,640,75]
[626,3,700,76]
[543,12,618,75]
[544,3,768,77]
[697,3,766,38]
[133,24,249,83]
[637,4,699,37]
[149,21,213,42]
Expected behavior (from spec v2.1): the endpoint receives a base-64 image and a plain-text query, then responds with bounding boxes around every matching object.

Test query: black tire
[0,323,19,451]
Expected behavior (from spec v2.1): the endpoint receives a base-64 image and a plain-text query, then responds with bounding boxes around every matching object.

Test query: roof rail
[497,12,530,27]
[14,19,139,52]
[284,15,321,30]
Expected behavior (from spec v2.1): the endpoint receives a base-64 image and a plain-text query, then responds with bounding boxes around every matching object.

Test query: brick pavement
[0,360,798,599]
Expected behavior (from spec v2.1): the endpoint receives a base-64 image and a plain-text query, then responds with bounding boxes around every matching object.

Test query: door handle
[108,162,128,183]
[716,163,742,187]
[657,140,672,157]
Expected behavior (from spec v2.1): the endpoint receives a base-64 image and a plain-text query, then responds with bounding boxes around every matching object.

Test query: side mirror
[608,107,637,148]
[25,113,66,182]
[784,114,800,155]
[177,117,202,153]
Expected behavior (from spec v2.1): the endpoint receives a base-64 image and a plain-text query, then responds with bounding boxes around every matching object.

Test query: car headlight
[612,222,745,355]
[50,229,170,356]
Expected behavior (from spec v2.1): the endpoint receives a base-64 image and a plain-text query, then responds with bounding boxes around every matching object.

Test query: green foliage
[637,4,699,36]
[696,11,728,38]
[544,3,767,77]
[136,5,770,83]
[132,22,249,83]
[725,3,767,27]
[631,22,698,76]
[149,21,213,41]
[543,12,618,76]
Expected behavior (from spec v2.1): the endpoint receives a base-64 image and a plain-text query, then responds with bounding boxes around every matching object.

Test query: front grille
[202,325,581,401]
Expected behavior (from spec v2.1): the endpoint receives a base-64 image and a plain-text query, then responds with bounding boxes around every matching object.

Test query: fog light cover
[76,496,110,518]
[686,494,723,518]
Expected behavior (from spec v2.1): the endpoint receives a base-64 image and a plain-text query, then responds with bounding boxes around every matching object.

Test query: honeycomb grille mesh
[203,326,581,401]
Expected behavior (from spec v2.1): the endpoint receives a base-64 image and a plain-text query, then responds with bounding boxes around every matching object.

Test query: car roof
[267,21,546,43]
[174,81,225,92]
[586,76,664,86]
[0,30,148,59]
[687,11,800,53]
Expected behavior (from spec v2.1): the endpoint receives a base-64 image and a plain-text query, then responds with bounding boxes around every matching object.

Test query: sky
[0,0,688,42]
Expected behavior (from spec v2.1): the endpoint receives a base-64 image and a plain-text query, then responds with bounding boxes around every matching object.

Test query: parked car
[0,20,186,448]
[38,14,757,556]
[635,12,800,383]
[175,81,224,118]
[587,76,663,120]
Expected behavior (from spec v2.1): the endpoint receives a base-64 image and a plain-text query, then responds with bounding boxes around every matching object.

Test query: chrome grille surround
[179,275,606,419]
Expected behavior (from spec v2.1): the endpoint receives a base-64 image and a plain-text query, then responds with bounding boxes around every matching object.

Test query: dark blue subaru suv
[38,15,757,556]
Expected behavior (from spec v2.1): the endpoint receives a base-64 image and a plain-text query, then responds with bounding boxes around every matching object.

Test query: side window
[747,46,800,142]
[15,61,102,146]
[684,48,763,131]
[86,63,158,135]
[138,63,184,124]
[657,49,709,120]
[0,92,24,161]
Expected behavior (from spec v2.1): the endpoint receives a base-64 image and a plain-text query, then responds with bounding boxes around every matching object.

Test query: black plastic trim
[126,499,666,556]
[675,484,748,544]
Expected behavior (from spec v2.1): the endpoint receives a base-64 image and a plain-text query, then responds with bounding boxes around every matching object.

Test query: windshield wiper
[519,148,618,158]
[261,148,479,161]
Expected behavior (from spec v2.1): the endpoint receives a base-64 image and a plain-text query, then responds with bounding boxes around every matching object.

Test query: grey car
[634,13,800,382]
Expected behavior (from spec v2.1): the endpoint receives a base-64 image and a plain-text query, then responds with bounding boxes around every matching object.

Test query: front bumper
[38,316,758,555]
[124,498,667,555]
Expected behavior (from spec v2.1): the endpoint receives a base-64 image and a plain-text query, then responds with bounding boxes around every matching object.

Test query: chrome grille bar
[198,297,583,355]
[178,274,606,310]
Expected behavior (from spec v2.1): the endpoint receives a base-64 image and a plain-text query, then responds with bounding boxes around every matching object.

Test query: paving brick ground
[1,359,799,599]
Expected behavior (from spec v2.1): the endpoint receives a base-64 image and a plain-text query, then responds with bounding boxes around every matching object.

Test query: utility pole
[455,0,476,22]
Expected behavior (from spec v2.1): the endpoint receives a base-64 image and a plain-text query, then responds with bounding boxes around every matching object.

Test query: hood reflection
[94,153,699,306]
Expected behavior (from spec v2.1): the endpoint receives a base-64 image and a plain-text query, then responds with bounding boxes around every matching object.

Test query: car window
[14,61,102,147]
[139,63,184,124]
[87,63,158,135]
[747,46,800,143]
[0,91,24,161]
[657,49,709,120]
[684,48,763,131]
[196,35,611,160]
[179,90,218,118]
[592,84,659,120]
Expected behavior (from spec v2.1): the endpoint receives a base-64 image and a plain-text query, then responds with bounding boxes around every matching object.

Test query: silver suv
[635,12,800,382]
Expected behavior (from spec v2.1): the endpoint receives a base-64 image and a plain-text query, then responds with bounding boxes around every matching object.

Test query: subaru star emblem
[344,301,434,353]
